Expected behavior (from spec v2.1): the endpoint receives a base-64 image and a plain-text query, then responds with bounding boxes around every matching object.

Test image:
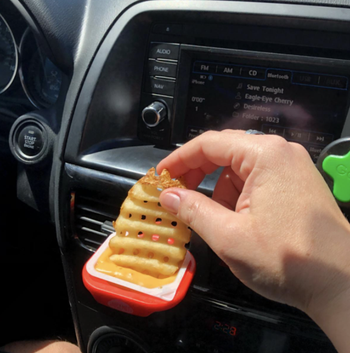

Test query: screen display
[184,59,350,161]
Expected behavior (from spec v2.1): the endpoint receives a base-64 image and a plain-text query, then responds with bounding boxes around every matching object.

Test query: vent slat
[73,191,121,250]
[78,216,104,226]
[76,205,116,220]
[81,237,103,246]
[80,227,108,237]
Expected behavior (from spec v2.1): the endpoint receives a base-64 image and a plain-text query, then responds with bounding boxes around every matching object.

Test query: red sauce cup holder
[82,233,196,316]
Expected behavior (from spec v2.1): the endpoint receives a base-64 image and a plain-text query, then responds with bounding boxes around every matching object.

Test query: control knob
[142,101,167,127]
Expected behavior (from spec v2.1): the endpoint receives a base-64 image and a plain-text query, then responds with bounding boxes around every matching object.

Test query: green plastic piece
[322,151,350,203]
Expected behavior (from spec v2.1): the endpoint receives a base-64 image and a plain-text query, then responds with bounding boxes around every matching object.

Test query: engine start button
[9,116,51,164]
[16,124,44,157]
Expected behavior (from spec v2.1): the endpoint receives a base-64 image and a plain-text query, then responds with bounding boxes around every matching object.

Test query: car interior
[1,0,350,352]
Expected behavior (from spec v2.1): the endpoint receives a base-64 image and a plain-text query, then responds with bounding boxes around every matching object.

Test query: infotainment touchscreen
[183,59,349,161]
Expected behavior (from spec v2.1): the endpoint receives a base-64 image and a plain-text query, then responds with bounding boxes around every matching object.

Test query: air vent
[73,190,123,251]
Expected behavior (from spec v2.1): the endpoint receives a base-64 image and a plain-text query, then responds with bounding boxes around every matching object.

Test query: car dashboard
[1,0,350,352]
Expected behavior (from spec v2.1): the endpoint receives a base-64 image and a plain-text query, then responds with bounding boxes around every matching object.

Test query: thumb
[159,188,246,251]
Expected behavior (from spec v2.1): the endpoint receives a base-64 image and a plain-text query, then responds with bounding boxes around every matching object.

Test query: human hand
[156,130,350,346]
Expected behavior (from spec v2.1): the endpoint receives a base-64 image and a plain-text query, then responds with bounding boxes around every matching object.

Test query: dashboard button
[240,67,266,79]
[149,43,180,60]
[217,64,238,76]
[308,132,334,145]
[193,62,217,74]
[322,151,350,203]
[319,75,348,90]
[284,128,308,143]
[9,116,52,164]
[17,125,44,157]
[261,126,284,136]
[146,77,175,96]
[292,72,318,85]
[148,60,177,77]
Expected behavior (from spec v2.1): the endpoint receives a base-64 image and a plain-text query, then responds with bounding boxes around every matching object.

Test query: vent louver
[73,190,123,251]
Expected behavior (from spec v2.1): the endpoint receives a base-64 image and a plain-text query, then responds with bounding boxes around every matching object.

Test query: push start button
[9,116,51,164]
[322,152,350,203]
[17,125,44,157]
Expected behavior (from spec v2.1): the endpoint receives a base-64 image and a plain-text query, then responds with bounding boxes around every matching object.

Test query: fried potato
[109,168,191,278]
[109,255,179,277]
[109,236,186,261]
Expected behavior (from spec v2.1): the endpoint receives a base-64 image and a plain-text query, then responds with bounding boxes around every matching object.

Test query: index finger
[157,130,253,180]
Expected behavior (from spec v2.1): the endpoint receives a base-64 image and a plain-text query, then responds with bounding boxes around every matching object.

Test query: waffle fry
[109,168,191,278]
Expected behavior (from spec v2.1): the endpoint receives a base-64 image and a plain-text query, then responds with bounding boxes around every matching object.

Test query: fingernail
[161,192,180,214]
